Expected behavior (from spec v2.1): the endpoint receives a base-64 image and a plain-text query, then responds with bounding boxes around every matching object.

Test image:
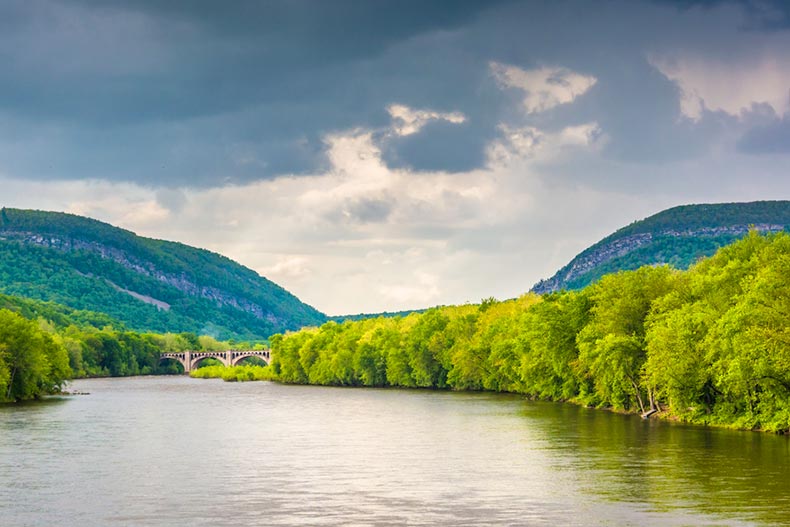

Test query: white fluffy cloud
[489,62,597,113]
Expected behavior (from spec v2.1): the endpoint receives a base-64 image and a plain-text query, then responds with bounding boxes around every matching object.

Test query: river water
[1,376,789,526]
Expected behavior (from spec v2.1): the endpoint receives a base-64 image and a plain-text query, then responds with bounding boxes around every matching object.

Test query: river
[1,376,789,526]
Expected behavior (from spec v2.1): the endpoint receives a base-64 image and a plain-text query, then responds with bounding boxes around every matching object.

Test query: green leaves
[0,309,71,402]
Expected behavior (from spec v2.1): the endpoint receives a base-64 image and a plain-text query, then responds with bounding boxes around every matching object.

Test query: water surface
[1,376,788,526]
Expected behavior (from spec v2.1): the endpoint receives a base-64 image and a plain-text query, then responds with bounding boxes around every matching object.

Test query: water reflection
[522,402,790,525]
[0,377,787,526]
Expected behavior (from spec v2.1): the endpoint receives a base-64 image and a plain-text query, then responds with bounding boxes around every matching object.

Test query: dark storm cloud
[658,0,790,30]
[0,0,507,123]
[0,0,787,187]
[0,0,515,184]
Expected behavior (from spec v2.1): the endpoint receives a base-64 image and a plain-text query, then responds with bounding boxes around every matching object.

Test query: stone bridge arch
[159,353,188,373]
[188,351,230,371]
[159,349,270,373]
[229,350,271,367]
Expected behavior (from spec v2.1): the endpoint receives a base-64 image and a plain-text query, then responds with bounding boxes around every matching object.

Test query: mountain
[532,200,790,294]
[0,208,326,339]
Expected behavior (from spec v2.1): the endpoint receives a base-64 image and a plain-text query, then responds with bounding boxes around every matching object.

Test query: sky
[2,0,790,315]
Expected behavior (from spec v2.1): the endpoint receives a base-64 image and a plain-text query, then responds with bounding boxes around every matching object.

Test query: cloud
[0,0,775,187]
[381,119,493,173]
[0,0,510,184]
[651,54,790,120]
[490,63,597,113]
[0,0,734,185]
[487,123,606,165]
[340,196,395,224]
[387,104,466,136]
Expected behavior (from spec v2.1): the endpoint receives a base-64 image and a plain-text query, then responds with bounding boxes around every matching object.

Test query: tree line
[0,307,249,402]
[268,232,790,432]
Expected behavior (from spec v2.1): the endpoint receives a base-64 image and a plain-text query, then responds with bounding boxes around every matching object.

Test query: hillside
[532,200,790,293]
[0,208,326,339]
[0,291,123,330]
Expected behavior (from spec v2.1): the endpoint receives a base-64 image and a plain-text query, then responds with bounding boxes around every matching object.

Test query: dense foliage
[269,232,790,432]
[0,291,266,397]
[0,207,326,339]
[613,201,790,237]
[0,309,71,402]
[535,200,790,292]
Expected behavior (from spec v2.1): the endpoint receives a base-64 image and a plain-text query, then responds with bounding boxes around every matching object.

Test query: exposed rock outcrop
[532,222,787,294]
[1,229,277,322]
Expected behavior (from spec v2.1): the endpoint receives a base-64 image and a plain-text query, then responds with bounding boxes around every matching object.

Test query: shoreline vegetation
[0,299,264,402]
[6,231,790,435]
[189,364,276,382]
[193,231,790,434]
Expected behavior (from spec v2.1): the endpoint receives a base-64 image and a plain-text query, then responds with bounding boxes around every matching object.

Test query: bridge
[160,349,271,373]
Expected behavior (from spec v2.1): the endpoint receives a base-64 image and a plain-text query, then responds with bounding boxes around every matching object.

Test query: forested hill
[532,200,790,293]
[0,208,326,339]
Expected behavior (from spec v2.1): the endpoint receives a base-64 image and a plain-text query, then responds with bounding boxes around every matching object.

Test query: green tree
[576,266,675,412]
[0,309,71,401]
[520,291,590,400]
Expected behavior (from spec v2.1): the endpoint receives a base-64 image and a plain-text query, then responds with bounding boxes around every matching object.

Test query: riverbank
[189,363,782,435]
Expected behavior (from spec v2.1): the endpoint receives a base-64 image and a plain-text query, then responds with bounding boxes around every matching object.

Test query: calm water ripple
[1,376,788,526]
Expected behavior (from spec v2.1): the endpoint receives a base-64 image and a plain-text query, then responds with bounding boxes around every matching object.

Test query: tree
[703,237,790,431]
[520,291,590,400]
[576,266,675,412]
[404,309,450,388]
[0,309,71,401]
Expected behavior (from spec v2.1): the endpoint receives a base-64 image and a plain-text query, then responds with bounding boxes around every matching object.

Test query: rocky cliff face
[0,229,279,323]
[532,223,787,294]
